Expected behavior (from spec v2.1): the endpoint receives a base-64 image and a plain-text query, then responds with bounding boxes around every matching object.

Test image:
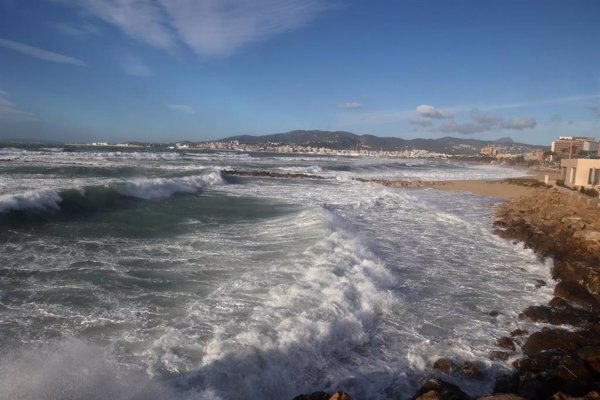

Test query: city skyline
[0,0,599,145]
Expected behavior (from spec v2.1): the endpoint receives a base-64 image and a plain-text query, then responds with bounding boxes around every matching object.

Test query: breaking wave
[0,171,224,214]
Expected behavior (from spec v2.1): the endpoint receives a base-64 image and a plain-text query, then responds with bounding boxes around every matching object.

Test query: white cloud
[502,116,537,130]
[0,91,34,119]
[54,0,331,58]
[166,104,194,114]
[64,0,178,51]
[415,104,452,119]
[0,37,86,66]
[338,102,362,110]
[119,55,153,77]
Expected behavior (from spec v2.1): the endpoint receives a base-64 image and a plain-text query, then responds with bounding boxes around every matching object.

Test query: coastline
[420,168,560,200]
[297,170,600,400]
[412,176,600,399]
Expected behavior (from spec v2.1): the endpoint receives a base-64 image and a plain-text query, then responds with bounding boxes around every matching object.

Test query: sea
[0,145,554,400]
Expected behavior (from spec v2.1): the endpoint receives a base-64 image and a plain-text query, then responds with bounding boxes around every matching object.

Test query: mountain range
[213,130,546,155]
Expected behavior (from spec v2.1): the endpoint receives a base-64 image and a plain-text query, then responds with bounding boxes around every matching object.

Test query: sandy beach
[424,169,561,200]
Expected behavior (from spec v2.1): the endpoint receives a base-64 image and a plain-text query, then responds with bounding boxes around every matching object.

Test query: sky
[0,0,599,145]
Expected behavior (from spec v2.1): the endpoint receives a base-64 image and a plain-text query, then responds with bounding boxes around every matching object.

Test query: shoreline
[292,171,600,400]
[420,168,560,200]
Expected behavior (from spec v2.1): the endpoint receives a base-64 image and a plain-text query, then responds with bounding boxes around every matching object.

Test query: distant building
[551,136,598,159]
[561,158,600,188]
[480,145,502,156]
[535,149,545,162]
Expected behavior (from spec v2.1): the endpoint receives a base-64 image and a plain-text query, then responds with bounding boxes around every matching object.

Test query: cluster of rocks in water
[293,186,600,400]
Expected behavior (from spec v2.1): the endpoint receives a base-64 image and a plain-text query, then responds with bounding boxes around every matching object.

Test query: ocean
[0,145,553,400]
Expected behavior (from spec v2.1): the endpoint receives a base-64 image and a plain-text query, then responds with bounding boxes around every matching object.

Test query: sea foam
[0,189,63,212]
[115,172,224,199]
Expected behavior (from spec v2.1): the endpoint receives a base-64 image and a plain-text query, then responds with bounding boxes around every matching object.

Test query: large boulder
[554,281,600,312]
[521,329,580,356]
[519,305,600,328]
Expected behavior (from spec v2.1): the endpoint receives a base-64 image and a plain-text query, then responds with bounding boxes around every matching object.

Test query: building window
[570,167,577,183]
[589,168,594,184]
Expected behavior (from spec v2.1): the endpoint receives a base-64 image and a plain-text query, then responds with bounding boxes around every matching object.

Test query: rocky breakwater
[489,188,600,399]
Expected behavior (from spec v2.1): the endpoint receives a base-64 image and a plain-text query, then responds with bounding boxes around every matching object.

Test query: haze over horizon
[0,0,599,145]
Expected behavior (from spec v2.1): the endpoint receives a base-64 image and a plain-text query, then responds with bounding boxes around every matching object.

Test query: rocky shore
[295,183,600,400]
[406,186,600,399]
[487,188,600,399]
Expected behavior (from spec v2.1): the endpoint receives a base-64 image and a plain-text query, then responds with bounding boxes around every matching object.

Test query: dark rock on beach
[412,378,471,400]
[554,281,600,312]
[497,337,517,351]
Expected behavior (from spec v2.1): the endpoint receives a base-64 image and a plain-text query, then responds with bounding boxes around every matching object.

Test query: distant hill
[215,130,546,155]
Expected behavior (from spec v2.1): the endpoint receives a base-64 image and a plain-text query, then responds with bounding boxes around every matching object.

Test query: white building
[561,158,600,188]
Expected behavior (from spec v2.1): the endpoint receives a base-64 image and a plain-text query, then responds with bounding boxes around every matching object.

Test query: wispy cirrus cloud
[0,37,86,66]
[0,91,34,119]
[118,55,153,77]
[338,102,362,110]
[166,104,194,114]
[57,21,102,37]
[52,0,333,58]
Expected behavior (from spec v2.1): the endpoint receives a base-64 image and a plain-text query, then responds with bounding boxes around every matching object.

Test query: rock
[433,358,457,373]
[490,351,510,361]
[328,392,352,400]
[550,297,575,309]
[478,395,523,400]
[489,310,500,317]
[519,305,600,328]
[534,279,547,289]
[573,231,600,242]
[511,329,529,337]
[554,280,600,312]
[461,362,482,379]
[497,337,516,351]
[573,328,600,346]
[577,346,600,373]
[514,350,594,397]
[517,377,555,400]
[521,329,580,356]
[493,372,519,394]
[293,392,331,400]
[551,392,600,400]
[412,378,471,400]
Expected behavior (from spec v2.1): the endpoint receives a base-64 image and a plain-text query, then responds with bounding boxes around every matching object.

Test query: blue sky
[0,0,599,144]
